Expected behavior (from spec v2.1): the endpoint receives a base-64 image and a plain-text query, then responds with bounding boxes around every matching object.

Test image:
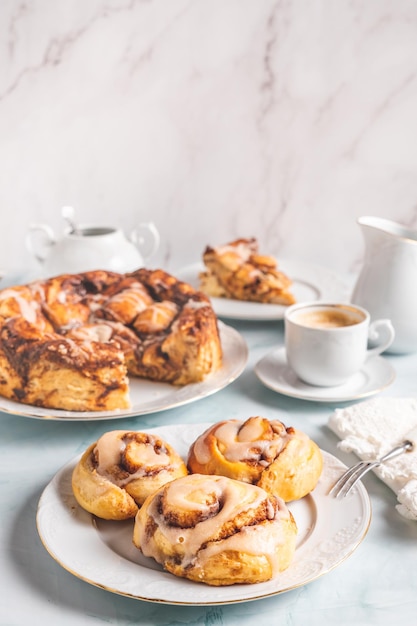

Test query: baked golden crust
[199,238,296,305]
[0,268,222,411]
[133,473,297,585]
[72,430,188,520]
[187,416,323,502]
[0,316,129,411]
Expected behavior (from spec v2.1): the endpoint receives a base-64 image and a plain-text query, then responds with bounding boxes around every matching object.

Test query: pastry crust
[72,430,188,520]
[187,416,323,501]
[0,316,129,411]
[133,473,297,585]
[0,268,222,411]
[199,238,295,305]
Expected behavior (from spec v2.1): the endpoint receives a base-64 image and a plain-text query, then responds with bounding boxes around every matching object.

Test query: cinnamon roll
[72,430,188,520]
[133,473,297,586]
[187,416,323,501]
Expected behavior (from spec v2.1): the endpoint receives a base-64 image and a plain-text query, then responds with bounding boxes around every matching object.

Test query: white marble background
[1,0,417,278]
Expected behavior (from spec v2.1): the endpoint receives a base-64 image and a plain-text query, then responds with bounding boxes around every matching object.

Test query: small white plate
[0,323,247,421]
[176,260,351,321]
[37,422,371,606]
[255,347,396,403]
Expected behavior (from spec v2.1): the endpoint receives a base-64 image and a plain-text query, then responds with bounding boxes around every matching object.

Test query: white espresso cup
[284,302,395,387]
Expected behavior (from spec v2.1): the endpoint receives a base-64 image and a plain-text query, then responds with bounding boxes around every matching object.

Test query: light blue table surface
[1,314,417,626]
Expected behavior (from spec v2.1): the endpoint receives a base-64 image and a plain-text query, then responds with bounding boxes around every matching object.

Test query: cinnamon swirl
[133,473,297,585]
[187,416,323,501]
[72,430,188,520]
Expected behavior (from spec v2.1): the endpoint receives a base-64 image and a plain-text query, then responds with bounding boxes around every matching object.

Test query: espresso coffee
[284,301,395,386]
[291,307,364,329]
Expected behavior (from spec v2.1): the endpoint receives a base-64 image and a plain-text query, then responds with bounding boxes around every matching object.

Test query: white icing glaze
[0,288,25,301]
[94,430,173,487]
[95,430,127,471]
[138,474,291,576]
[107,284,152,312]
[193,418,293,465]
[87,293,106,312]
[135,301,178,332]
[69,323,113,343]
[216,242,253,262]
[196,523,286,577]
[184,298,208,310]
[0,288,38,324]
[28,282,46,301]
[14,296,38,324]
[47,335,98,358]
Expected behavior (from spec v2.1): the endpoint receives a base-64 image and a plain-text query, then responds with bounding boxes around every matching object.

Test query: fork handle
[379,440,413,463]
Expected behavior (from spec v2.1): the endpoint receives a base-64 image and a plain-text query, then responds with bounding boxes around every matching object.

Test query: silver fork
[329,440,414,499]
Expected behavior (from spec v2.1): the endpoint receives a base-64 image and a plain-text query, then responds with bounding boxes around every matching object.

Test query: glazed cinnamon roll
[187,416,323,501]
[133,473,297,586]
[72,430,188,520]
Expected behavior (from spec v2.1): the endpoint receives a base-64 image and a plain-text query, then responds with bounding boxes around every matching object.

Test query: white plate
[255,346,396,403]
[36,422,371,606]
[176,260,351,321]
[0,324,247,421]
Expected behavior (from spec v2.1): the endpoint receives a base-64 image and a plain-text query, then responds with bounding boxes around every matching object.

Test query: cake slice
[0,316,130,412]
[199,238,295,305]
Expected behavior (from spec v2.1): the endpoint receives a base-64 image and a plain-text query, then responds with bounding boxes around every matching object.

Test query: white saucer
[254,346,396,403]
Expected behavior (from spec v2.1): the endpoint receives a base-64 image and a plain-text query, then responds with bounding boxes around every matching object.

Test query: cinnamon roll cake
[133,473,297,585]
[199,238,295,305]
[187,416,323,502]
[72,430,188,520]
[0,268,222,411]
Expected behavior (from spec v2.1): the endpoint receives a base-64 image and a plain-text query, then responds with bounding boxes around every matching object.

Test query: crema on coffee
[290,306,365,329]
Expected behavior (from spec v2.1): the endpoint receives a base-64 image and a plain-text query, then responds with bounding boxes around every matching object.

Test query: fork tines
[329,462,372,499]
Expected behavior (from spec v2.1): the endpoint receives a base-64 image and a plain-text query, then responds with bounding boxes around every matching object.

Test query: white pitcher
[26,218,160,277]
[351,216,417,354]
